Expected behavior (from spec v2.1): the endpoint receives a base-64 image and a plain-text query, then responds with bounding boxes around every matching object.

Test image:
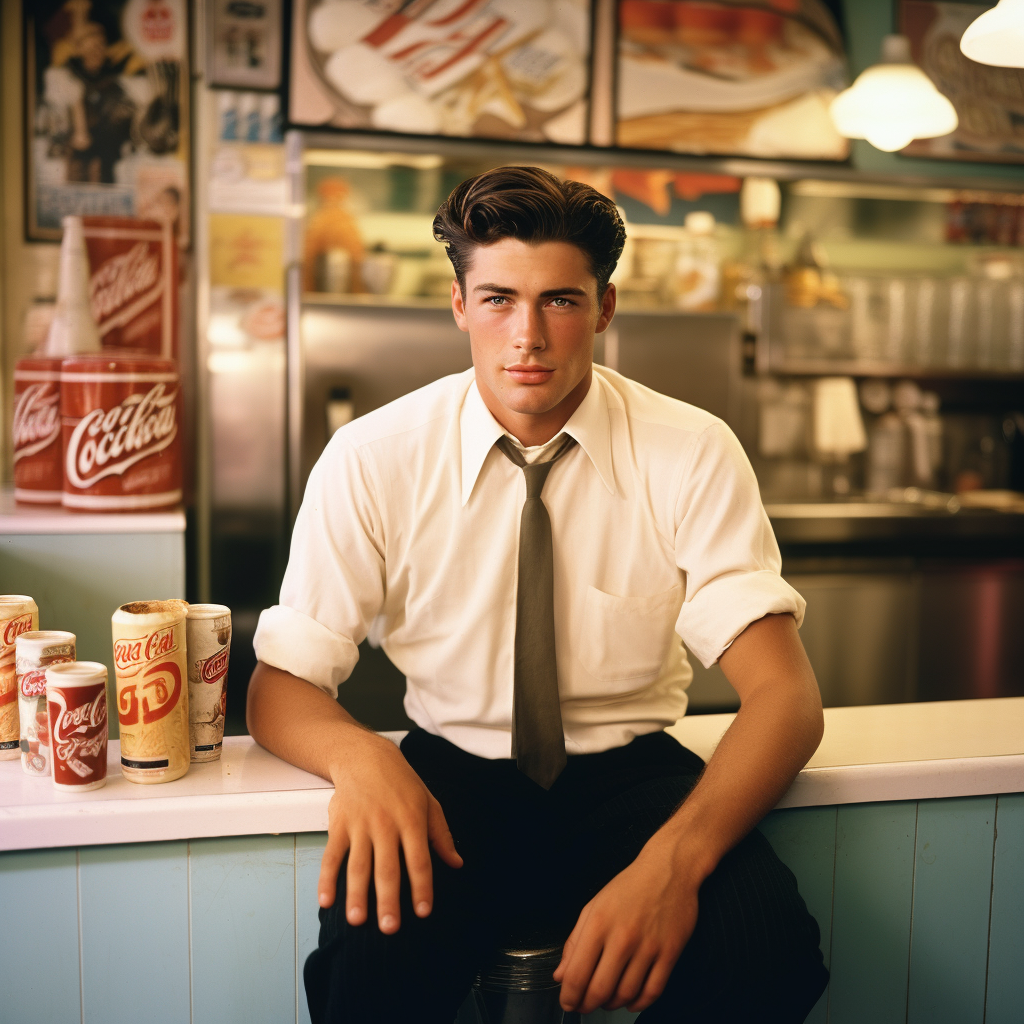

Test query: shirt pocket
[577,583,684,684]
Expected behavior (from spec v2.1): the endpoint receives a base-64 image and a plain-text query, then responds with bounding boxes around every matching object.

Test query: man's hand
[553,833,704,1013]
[556,613,824,1015]
[318,732,463,934]
[246,662,463,936]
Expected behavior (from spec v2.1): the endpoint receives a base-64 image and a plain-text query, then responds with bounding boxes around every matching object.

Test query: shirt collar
[459,373,617,506]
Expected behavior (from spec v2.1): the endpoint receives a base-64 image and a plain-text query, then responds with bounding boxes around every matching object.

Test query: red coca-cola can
[82,217,178,360]
[60,353,182,511]
[46,661,109,791]
[13,357,63,504]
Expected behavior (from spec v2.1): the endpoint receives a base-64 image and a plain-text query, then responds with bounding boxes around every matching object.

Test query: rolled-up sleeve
[673,421,805,668]
[253,434,386,697]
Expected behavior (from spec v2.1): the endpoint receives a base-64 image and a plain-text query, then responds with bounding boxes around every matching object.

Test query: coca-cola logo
[200,647,229,684]
[13,384,60,462]
[114,626,176,673]
[118,659,181,726]
[90,242,161,327]
[20,669,48,699]
[65,383,178,490]
[3,615,34,648]
[49,685,107,777]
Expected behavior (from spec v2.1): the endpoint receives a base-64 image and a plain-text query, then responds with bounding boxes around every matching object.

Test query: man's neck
[476,367,593,447]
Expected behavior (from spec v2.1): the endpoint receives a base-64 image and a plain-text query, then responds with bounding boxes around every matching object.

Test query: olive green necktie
[495,433,577,789]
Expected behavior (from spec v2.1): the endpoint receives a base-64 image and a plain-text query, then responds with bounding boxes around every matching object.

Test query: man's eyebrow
[471,284,589,297]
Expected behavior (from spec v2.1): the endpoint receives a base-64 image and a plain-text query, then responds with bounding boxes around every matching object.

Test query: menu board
[901,0,1024,164]
[288,0,591,144]
[613,0,849,160]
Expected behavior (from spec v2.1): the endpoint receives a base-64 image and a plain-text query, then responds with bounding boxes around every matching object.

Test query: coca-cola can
[185,604,232,762]
[1,596,39,760]
[13,357,63,504]
[61,353,182,511]
[17,631,76,776]
[111,600,190,784]
[46,661,108,791]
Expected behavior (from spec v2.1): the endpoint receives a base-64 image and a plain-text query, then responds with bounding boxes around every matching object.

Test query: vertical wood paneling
[986,793,1024,1024]
[907,796,997,1024]
[78,841,190,1024]
[0,847,82,1023]
[190,834,296,1024]
[828,801,917,1024]
[295,832,329,1024]
[758,806,837,1024]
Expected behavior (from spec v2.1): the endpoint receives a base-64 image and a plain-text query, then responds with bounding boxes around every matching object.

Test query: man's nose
[512,304,545,353]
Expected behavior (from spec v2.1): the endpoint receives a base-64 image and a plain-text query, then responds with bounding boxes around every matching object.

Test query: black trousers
[304,729,829,1024]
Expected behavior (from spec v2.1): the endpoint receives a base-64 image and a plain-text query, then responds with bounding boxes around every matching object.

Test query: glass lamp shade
[961,0,1024,67]
[829,36,958,152]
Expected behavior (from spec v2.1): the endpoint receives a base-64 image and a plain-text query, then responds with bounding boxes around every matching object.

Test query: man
[248,166,829,1022]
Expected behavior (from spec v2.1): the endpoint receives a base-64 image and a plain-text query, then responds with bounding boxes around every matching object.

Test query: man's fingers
[426,796,463,869]
[400,827,435,919]
[344,834,373,926]
[605,943,658,1010]
[557,916,606,1011]
[317,827,350,908]
[373,831,403,934]
[628,953,676,1013]
[553,902,591,981]
[577,932,642,1015]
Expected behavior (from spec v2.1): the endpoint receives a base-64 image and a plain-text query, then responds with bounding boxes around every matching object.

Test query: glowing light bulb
[829,35,958,153]
[961,0,1024,67]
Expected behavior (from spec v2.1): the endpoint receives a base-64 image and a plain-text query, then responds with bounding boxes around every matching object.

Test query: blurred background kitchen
[2,0,1022,735]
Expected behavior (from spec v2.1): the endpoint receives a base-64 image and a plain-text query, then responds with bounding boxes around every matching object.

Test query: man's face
[451,238,615,443]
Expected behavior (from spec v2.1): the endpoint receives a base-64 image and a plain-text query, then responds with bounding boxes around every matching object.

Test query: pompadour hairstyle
[432,166,626,297]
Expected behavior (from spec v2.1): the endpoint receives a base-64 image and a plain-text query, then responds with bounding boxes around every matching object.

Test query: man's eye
[550,297,573,307]
[486,295,507,305]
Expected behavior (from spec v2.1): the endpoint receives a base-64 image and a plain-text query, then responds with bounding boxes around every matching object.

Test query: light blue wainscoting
[1,794,1021,1024]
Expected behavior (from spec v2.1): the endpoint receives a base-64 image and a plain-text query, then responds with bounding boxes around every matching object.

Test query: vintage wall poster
[288,0,592,144]
[25,0,191,245]
[614,0,849,160]
[207,0,283,90]
[901,1,1024,164]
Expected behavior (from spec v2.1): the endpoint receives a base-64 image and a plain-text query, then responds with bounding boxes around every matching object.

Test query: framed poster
[25,0,191,246]
[288,0,591,145]
[614,0,849,160]
[901,0,1024,164]
[207,0,283,89]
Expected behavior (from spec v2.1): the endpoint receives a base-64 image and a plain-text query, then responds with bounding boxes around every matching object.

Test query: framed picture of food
[900,0,1024,164]
[287,0,592,144]
[614,0,850,160]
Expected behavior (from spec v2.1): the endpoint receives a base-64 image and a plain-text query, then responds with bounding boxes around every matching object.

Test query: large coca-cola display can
[1,595,39,760]
[17,630,76,776]
[83,217,178,360]
[13,357,63,504]
[111,600,190,784]
[46,661,109,791]
[61,353,182,510]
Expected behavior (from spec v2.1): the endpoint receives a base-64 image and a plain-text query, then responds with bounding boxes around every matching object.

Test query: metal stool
[457,942,581,1024]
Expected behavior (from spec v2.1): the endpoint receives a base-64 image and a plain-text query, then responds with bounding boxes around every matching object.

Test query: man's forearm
[246,660,385,783]
[646,614,824,885]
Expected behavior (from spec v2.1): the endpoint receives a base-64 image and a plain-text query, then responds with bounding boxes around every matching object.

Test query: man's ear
[451,278,469,333]
[596,282,617,334]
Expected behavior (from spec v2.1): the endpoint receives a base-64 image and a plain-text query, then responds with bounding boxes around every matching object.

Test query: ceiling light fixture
[829,35,958,152]
[960,0,1024,66]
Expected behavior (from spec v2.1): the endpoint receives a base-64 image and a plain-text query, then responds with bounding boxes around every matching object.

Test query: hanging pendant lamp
[961,0,1024,67]
[829,35,958,152]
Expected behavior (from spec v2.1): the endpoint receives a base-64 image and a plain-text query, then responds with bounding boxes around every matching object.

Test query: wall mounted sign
[207,0,283,90]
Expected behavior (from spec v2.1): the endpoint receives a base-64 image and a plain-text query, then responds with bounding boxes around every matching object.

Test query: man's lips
[505,365,555,384]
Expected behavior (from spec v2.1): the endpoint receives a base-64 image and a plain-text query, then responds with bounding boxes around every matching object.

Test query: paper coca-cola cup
[61,353,182,511]
[46,661,108,791]
[1,596,39,760]
[111,600,190,784]
[17,631,76,776]
[13,357,63,504]
[186,604,232,762]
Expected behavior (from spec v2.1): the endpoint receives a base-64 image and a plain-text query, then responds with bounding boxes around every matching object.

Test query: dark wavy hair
[432,166,626,298]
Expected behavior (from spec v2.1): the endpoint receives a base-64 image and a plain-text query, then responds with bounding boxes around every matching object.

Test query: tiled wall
[2,794,1021,1024]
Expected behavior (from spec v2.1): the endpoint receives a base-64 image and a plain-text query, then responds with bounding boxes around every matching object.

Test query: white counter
[2,698,1022,852]
[0,486,186,534]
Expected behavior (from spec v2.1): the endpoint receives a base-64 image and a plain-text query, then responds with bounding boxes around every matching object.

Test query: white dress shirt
[254,366,805,758]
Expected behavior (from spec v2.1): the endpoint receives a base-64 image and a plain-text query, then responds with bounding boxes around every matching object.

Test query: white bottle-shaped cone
[42,216,101,356]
